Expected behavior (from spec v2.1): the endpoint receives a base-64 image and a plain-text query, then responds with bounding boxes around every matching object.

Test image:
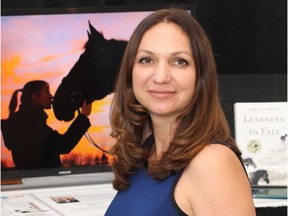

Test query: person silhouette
[1,80,92,170]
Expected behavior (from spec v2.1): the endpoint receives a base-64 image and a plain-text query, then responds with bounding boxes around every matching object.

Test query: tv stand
[1,172,113,192]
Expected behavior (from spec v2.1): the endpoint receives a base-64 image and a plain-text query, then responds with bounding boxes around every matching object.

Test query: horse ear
[87,30,91,40]
[88,20,104,41]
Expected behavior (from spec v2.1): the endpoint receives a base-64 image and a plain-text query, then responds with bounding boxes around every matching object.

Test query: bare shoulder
[186,144,237,172]
[180,144,256,216]
[198,143,238,158]
[186,144,247,187]
[197,144,235,157]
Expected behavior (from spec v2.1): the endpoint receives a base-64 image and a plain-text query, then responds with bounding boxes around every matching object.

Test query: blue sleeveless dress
[105,167,187,216]
[105,135,187,216]
[105,135,246,216]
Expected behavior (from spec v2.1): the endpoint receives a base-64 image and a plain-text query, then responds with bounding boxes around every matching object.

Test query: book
[234,102,287,186]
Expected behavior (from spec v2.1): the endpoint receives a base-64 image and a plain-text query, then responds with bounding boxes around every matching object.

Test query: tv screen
[1,4,196,180]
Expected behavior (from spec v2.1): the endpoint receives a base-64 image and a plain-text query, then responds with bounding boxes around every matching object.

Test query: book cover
[234,102,287,186]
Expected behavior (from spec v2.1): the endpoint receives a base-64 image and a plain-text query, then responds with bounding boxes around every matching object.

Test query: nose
[49,92,53,100]
[152,62,171,84]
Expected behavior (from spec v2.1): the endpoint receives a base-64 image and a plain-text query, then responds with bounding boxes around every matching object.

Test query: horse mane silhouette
[53,21,127,121]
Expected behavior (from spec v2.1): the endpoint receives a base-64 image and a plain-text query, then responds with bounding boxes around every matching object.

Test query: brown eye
[139,57,153,64]
[173,58,188,66]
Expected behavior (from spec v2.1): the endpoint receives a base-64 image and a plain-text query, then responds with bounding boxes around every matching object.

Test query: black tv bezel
[1,3,196,16]
[1,3,197,181]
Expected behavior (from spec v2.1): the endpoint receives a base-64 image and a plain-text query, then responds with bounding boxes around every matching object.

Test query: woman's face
[32,84,53,109]
[132,22,196,121]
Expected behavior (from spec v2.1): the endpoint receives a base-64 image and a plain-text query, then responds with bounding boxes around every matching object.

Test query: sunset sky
[1,10,152,166]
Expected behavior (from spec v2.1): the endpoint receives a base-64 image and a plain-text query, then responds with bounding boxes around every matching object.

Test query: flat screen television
[1,4,196,181]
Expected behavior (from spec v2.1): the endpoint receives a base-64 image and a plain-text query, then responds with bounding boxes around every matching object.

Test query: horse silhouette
[243,157,257,168]
[53,21,127,121]
[249,169,270,185]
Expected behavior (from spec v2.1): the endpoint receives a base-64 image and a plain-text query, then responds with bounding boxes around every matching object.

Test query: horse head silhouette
[53,21,127,121]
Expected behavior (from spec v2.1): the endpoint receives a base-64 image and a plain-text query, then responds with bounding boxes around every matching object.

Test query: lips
[148,90,176,99]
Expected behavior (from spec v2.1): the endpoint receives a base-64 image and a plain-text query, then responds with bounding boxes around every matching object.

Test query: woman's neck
[150,117,178,161]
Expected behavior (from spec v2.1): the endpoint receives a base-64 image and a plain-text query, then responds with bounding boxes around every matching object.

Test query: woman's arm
[50,100,92,154]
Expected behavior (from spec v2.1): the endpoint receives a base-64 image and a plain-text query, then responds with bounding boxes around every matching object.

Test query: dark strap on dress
[142,134,155,149]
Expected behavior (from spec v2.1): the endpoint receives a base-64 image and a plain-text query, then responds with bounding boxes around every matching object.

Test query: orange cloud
[1,55,21,82]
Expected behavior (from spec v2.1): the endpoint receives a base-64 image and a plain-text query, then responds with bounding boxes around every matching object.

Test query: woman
[1,80,92,170]
[105,8,256,216]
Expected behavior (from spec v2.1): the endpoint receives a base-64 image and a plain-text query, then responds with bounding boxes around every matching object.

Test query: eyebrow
[137,49,193,58]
